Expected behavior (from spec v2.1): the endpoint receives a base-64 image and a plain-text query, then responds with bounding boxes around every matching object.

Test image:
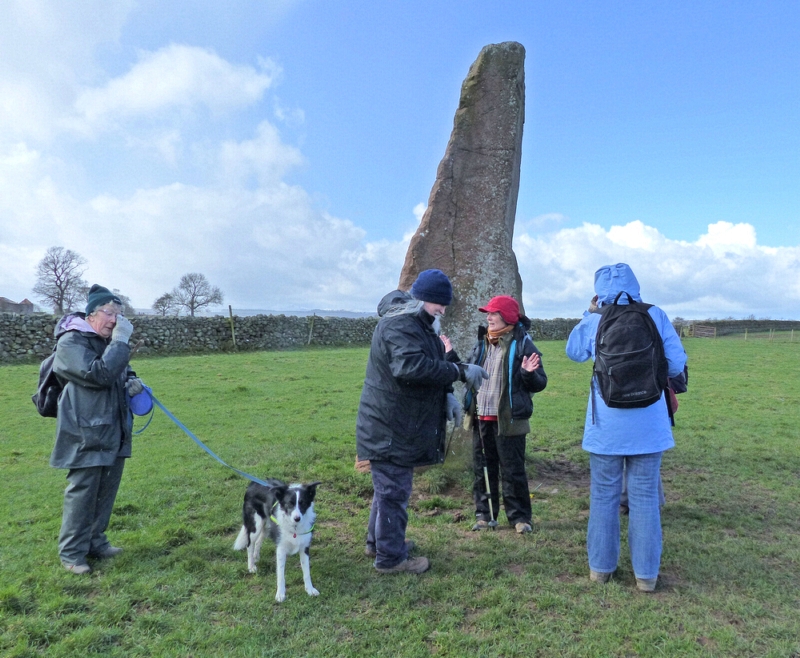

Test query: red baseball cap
[478,296,520,325]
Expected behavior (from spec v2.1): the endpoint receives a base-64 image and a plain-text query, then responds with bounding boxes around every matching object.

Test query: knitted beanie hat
[478,295,520,325]
[85,284,122,315]
[410,269,453,305]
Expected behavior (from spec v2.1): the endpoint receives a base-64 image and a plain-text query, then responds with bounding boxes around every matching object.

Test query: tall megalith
[399,41,526,357]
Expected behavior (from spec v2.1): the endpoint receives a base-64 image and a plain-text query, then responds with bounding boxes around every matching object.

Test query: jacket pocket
[78,417,115,452]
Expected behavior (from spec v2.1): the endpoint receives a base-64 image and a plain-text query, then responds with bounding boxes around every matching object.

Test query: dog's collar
[271,502,314,538]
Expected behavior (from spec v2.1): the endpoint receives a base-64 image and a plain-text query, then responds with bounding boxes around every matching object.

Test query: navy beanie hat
[410,269,453,305]
[85,284,122,315]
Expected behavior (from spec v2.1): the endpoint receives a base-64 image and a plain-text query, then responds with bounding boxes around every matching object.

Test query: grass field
[1,339,799,657]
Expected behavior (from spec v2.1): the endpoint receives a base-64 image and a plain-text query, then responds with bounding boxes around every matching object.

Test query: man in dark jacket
[51,284,144,574]
[356,270,487,574]
[463,296,548,534]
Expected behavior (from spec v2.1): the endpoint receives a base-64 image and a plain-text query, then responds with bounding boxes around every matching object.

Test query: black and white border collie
[233,479,321,602]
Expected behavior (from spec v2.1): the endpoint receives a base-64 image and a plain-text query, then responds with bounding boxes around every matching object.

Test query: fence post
[228,305,236,349]
[744,328,748,341]
[307,314,316,345]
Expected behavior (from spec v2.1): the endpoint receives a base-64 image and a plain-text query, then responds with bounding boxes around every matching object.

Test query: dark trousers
[58,458,126,565]
[472,420,531,526]
[366,460,413,569]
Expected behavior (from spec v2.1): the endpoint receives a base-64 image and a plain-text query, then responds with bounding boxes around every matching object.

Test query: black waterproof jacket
[463,316,548,436]
[356,292,460,467]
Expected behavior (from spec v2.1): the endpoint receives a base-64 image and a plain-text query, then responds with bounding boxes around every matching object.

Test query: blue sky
[1,0,798,318]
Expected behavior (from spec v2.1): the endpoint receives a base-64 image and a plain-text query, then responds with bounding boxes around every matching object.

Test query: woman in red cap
[463,295,548,533]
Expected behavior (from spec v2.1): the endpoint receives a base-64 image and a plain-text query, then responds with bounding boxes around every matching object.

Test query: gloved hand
[445,392,463,426]
[458,363,489,392]
[111,316,134,344]
[126,377,144,396]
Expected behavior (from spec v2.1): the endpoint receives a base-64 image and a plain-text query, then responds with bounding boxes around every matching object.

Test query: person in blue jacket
[566,263,687,592]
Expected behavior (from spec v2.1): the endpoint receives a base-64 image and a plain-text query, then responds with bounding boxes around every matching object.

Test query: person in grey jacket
[51,284,144,574]
[356,270,487,574]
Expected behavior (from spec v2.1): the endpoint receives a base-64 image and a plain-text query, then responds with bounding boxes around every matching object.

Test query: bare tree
[152,292,178,317]
[32,247,89,314]
[112,289,137,317]
[172,273,223,317]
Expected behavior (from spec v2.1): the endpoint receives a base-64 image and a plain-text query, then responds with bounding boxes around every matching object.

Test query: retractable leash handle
[150,394,271,487]
[130,385,155,435]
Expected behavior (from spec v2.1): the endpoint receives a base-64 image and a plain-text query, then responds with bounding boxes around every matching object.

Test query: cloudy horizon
[1,2,797,321]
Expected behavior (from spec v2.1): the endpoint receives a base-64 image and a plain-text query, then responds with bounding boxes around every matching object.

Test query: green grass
[1,341,799,657]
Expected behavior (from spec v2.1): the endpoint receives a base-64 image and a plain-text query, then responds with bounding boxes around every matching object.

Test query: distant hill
[135,308,377,318]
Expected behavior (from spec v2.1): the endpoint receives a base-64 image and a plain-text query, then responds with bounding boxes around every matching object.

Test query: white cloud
[71,45,278,133]
[0,130,407,312]
[0,0,135,142]
[515,221,800,319]
[217,121,304,187]
[696,220,758,256]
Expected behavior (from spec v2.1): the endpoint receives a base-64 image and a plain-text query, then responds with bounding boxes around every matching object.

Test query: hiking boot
[636,577,657,592]
[515,522,532,534]
[619,504,630,516]
[472,520,489,531]
[62,561,92,575]
[364,539,415,559]
[88,546,123,559]
[375,556,430,574]
[590,570,613,583]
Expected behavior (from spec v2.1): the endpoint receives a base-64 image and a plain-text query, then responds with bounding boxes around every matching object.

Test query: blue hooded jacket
[565,263,687,455]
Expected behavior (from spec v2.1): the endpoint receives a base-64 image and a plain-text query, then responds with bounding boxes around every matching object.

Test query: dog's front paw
[247,566,258,574]
[306,586,320,597]
[275,589,286,603]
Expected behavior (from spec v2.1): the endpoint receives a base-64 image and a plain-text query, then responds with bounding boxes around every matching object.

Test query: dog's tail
[233,525,249,551]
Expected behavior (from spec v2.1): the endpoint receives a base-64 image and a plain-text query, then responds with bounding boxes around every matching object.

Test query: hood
[376,289,413,317]
[54,313,96,339]
[594,263,642,306]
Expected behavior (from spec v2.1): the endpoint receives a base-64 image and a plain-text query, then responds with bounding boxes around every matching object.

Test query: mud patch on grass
[529,457,590,490]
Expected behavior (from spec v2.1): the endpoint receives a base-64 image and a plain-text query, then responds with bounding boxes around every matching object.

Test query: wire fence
[684,326,798,342]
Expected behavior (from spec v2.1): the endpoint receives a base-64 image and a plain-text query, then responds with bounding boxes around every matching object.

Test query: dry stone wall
[0,313,380,363]
[4,313,798,364]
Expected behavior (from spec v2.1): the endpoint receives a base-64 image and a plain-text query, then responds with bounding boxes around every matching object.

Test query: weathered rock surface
[399,41,526,356]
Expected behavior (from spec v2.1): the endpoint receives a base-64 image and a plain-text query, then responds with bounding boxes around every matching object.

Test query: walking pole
[478,430,498,529]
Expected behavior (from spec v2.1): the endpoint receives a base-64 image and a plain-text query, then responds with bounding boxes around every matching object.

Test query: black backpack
[32,345,62,418]
[593,292,668,410]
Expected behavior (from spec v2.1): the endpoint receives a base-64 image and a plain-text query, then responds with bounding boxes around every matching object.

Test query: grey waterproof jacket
[356,291,460,468]
[50,314,134,469]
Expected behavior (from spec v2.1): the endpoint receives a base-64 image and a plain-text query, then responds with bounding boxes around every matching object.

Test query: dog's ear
[305,481,322,497]
[271,484,288,500]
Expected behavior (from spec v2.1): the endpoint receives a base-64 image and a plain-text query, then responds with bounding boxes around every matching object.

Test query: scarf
[486,324,514,345]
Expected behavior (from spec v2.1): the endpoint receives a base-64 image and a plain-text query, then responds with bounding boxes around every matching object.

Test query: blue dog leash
[150,394,271,487]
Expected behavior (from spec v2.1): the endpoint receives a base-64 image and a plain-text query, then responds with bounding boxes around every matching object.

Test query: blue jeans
[588,452,663,580]
[366,461,414,569]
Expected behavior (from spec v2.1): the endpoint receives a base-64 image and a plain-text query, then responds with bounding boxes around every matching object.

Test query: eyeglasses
[97,308,121,318]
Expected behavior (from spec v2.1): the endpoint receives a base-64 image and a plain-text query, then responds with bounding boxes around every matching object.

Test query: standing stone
[399,42,526,358]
